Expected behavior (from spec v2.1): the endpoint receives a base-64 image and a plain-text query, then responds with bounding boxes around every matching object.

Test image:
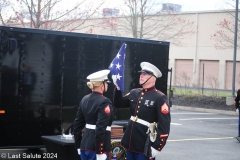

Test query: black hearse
[0,26,170,148]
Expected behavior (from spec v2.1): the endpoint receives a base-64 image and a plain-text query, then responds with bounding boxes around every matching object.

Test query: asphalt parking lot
[156,108,240,160]
[1,107,240,160]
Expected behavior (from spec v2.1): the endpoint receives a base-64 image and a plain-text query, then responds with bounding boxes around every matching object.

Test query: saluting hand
[112,75,120,90]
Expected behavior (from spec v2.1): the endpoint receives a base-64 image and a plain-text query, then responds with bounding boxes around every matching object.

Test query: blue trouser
[80,150,109,160]
[238,114,240,136]
[126,150,155,160]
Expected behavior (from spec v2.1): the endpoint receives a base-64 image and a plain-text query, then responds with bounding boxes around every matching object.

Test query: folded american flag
[108,42,127,93]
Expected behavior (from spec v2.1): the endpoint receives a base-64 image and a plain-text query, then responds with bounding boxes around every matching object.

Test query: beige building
[168,10,240,90]
[3,10,240,90]
[75,10,240,90]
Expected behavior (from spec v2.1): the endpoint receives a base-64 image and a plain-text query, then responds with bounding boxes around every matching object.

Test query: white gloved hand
[151,147,160,158]
[77,149,80,155]
[112,75,120,90]
[96,154,107,160]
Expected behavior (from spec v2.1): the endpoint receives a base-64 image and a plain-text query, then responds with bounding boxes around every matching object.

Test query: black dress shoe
[235,136,240,142]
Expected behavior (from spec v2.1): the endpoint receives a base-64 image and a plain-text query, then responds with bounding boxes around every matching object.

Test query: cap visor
[138,70,153,75]
[104,80,111,83]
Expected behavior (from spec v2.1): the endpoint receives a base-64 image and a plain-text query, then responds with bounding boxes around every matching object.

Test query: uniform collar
[142,86,156,92]
[92,91,103,95]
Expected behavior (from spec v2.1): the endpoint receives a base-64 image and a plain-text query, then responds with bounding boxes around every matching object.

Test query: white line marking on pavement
[171,113,215,115]
[171,123,182,125]
[168,137,233,142]
[179,118,238,120]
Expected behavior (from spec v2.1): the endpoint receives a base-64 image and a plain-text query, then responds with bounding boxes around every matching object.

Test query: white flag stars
[116,53,121,59]
[116,73,122,80]
[110,63,114,68]
[116,63,122,70]
[108,42,127,92]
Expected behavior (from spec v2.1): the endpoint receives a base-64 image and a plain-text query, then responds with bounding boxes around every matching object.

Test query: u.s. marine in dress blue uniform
[114,62,171,160]
[73,70,114,160]
[235,89,240,142]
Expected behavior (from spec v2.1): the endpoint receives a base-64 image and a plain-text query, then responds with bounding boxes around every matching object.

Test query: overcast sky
[165,0,235,11]
[102,0,236,12]
[2,0,237,20]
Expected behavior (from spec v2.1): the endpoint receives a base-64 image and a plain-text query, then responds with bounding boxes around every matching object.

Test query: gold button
[160,144,162,145]
[141,97,143,99]
[139,101,141,103]
[158,148,160,150]
[141,93,144,95]
[101,144,103,146]
[137,111,139,113]
[138,106,140,108]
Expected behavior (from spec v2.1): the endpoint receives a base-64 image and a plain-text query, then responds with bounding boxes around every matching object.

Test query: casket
[110,125,126,160]
[42,125,126,160]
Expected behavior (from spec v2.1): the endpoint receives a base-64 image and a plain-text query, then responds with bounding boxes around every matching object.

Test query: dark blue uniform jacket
[114,86,171,153]
[74,91,114,154]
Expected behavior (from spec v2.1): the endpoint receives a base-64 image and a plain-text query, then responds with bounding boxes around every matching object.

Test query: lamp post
[232,0,239,97]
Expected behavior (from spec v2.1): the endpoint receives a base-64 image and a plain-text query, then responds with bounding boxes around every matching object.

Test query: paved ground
[172,105,239,116]
[1,106,239,160]
[156,107,240,160]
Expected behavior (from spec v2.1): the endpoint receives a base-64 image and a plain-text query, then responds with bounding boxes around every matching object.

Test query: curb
[172,105,239,116]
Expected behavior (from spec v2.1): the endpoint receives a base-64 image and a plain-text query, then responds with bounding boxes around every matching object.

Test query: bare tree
[205,75,220,96]
[103,0,195,45]
[100,14,119,35]
[0,0,10,25]
[175,71,191,94]
[210,0,239,49]
[192,81,202,94]
[0,0,106,31]
[210,17,240,49]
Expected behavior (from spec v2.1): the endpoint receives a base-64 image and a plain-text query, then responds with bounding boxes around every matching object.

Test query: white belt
[85,124,111,131]
[130,116,150,127]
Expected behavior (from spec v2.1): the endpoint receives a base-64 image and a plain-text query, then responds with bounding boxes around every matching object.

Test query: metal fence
[168,62,240,95]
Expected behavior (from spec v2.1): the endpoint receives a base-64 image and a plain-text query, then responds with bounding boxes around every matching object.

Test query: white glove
[112,75,120,90]
[151,147,160,158]
[96,154,107,160]
[77,149,80,155]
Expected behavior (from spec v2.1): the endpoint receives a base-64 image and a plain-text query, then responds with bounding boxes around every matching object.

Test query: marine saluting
[113,62,171,160]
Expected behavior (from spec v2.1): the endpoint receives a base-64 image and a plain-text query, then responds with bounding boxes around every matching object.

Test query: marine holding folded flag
[73,69,114,160]
[109,43,171,160]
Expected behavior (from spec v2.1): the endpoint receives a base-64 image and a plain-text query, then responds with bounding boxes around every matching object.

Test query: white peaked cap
[140,62,162,78]
[87,69,110,82]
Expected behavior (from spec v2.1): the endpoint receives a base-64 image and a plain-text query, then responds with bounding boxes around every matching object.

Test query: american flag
[109,42,127,93]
